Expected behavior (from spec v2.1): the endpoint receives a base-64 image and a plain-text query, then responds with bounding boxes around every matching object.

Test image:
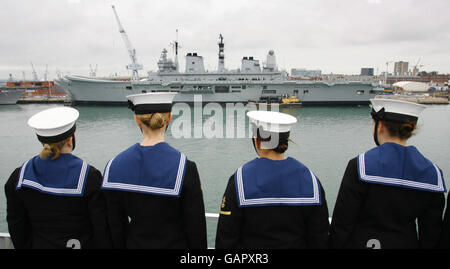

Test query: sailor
[329,98,446,249]
[215,111,330,249]
[4,107,111,249]
[101,92,207,249]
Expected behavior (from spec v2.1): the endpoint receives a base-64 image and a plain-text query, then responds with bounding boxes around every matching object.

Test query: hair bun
[136,112,169,130]
[150,113,165,130]
[274,143,289,154]
[400,122,415,135]
[381,120,417,140]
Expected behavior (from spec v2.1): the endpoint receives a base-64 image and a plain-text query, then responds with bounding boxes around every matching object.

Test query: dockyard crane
[412,57,423,76]
[44,64,48,81]
[111,5,143,81]
[30,62,38,81]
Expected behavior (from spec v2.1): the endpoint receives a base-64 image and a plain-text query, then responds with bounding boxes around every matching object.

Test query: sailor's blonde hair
[136,112,170,130]
[39,137,71,160]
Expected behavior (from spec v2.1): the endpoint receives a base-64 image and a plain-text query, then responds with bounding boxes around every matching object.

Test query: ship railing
[0,233,12,249]
[205,212,220,220]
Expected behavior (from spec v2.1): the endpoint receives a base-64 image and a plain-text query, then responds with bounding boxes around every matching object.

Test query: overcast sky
[1,0,449,80]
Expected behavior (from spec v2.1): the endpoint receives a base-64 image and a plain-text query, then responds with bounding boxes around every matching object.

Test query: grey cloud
[1,0,449,79]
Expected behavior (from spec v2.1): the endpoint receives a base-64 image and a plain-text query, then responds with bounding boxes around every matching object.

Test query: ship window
[369,90,376,94]
[356,90,364,95]
[303,90,309,94]
[232,90,241,93]
[231,86,242,89]
[126,86,132,90]
[262,90,276,94]
[142,90,147,93]
[262,86,267,90]
[242,85,246,89]
[35,82,42,86]
[215,86,230,93]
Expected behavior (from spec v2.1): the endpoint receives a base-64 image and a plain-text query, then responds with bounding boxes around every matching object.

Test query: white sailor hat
[247,110,297,133]
[27,107,79,143]
[126,92,178,114]
[370,98,426,123]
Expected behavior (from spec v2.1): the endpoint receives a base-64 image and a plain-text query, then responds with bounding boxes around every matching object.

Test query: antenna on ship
[170,29,182,72]
[111,5,143,81]
[218,34,225,72]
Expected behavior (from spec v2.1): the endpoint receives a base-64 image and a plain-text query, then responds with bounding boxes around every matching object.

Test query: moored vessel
[0,88,25,105]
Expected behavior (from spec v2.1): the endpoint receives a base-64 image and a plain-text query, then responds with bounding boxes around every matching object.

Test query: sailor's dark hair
[381,120,416,140]
[252,124,290,153]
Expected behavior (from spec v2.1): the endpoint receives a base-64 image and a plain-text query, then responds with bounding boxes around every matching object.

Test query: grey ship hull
[59,76,380,106]
[0,89,25,105]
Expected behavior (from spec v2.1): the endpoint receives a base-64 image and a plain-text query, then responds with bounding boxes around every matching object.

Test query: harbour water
[1,103,449,248]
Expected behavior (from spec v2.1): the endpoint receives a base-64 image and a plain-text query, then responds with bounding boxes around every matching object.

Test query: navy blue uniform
[102,142,207,249]
[330,143,446,249]
[5,154,111,249]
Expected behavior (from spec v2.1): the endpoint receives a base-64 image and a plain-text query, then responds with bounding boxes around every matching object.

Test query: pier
[17,96,71,104]
[375,94,449,105]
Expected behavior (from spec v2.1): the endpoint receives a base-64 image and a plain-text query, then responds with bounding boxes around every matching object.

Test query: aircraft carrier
[57,6,381,106]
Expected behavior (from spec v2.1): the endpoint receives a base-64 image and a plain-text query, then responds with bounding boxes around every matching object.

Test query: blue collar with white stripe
[357,142,446,193]
[235,157,322,207]
[102,142,187,197]
[17,154,89,196]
